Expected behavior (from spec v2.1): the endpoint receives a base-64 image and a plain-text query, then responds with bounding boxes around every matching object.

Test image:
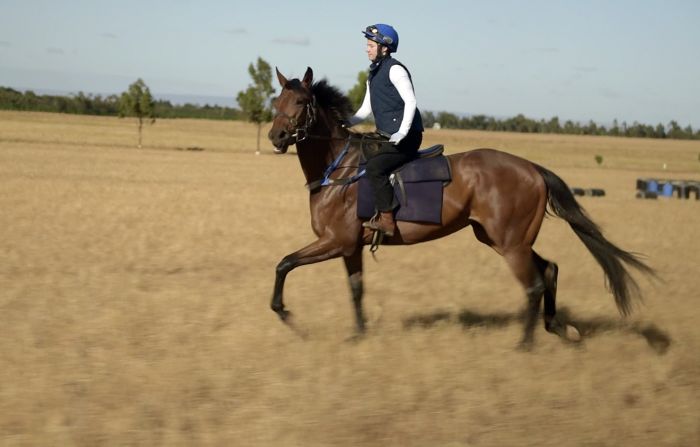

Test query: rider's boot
[362,211,396,237]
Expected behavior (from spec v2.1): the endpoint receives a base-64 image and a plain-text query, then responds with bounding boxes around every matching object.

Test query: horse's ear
[276,67,288,87]
[301,67,313,88]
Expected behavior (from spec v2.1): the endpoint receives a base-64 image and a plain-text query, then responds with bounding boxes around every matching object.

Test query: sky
[1,0,699,127]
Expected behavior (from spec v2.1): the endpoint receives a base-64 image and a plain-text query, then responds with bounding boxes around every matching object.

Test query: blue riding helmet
[363,24,399,53]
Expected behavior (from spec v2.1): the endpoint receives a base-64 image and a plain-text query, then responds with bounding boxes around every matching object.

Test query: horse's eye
[296,99,305,106]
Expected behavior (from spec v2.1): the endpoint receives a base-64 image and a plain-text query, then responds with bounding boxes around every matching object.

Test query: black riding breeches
[365,130,423,212]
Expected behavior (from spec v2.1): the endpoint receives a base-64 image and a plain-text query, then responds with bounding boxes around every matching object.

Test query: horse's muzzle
[268,128,293,153]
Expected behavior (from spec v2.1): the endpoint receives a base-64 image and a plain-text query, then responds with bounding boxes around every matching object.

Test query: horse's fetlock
[271,301,284,313]
[351,283,363,300]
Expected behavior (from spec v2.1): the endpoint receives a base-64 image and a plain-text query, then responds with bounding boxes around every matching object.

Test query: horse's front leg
[271,237,345,322]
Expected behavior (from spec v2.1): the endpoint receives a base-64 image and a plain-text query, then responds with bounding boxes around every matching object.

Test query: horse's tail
[533,164,655,315]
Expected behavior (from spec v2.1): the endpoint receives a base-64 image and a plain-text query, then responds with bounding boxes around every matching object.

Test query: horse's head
[268,67,315,154]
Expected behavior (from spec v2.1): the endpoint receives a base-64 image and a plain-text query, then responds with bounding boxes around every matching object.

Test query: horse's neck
[295,113,349,185]
[296,139,345,186]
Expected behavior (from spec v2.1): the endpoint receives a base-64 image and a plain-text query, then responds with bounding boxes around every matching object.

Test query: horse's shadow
[402,307,671,355]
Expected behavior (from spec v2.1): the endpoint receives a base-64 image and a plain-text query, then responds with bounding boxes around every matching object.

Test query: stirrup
[362,213,395,237]
[369,230,384,253]
[362,213,380,229]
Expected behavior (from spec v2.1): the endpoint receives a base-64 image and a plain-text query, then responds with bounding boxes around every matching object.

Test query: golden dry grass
[1,111,699,446]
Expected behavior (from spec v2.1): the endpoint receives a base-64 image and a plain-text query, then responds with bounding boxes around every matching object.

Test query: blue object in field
[646,180,658,193]
[661,182,673,197]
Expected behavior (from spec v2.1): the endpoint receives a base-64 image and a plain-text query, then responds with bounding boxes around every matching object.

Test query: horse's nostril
[269,128,290,145]
[269,129,284,139]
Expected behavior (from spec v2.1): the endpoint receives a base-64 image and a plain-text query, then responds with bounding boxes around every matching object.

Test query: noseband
[274,96,317,143]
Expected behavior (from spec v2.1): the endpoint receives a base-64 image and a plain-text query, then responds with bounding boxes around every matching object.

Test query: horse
[267,67,654,348]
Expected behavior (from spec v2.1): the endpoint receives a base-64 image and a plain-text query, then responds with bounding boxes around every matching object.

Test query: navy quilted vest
[368,57,424,135]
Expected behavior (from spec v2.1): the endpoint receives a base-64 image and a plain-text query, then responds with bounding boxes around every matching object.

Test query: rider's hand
[389,132,406,145]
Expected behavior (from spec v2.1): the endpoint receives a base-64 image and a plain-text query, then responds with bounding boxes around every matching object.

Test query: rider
[346,23,424,237]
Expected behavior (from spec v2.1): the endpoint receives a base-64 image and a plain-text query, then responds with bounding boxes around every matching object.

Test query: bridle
[273,93,389,145]
[273,95,318,143]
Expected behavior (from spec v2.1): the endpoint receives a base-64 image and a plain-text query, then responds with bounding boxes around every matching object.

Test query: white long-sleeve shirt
[349,64,418,136]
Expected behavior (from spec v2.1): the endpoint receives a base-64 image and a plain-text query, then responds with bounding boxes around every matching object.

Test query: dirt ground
[1,111,699,446]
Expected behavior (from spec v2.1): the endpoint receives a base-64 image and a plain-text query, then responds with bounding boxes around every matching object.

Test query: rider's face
[366,39,386,62]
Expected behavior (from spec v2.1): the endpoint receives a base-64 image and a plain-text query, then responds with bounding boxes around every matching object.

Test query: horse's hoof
[517,340,534,352]
[547,318,582,343]
[277,309,291,322]
[564,324,581,342]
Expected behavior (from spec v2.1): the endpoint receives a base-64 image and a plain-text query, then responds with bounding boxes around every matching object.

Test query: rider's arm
[388,65,417,137]
[347,81,372,126]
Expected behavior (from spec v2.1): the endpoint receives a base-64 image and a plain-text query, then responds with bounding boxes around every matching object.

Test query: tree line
[0,86,241,120]
[422,111,699,140]
[2,60,698,142]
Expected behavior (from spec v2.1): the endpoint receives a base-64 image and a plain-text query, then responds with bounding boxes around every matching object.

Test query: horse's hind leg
[533,252,558,331]
[472,222,544,348]
[503,247,545,349]
[533,251,581,342]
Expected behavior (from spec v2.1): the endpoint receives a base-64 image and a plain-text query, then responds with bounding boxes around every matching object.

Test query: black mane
[311,79,353,121]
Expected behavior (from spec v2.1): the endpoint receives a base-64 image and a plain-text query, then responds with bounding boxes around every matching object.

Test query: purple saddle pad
[357,155,451,224]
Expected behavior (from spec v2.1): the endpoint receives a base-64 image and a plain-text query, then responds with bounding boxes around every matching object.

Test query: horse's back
[443,148,548,246]
[449,147,540,173]
[447,148,545,196]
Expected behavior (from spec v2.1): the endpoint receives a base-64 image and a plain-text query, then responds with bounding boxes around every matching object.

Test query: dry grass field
[1,110,699,446]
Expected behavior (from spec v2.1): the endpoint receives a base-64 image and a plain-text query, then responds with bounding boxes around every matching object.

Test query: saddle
[358,145,452,224]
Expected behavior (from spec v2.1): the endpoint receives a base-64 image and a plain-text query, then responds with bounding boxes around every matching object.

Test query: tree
[546,116,561,133]
[347,70,368,111]
[236,57,275,154]
[610,119,620,136]
[437,111,460,129]
[667,120,684,139]
[422,110,436,129]
[119,79,155,148]
[654,123,666,139]
[683,125,694,139]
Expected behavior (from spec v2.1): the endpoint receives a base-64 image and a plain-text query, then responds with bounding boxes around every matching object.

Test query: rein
[305,133,388,192]
[305,138,365,191]
[304,132,390,191]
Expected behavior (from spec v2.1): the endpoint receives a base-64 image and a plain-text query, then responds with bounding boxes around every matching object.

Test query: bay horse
[267,67,653,348]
